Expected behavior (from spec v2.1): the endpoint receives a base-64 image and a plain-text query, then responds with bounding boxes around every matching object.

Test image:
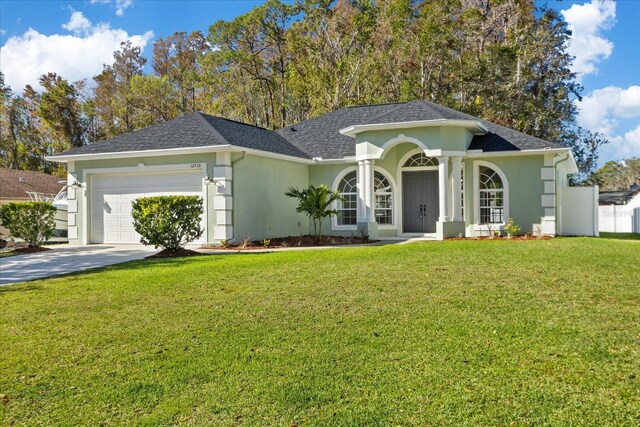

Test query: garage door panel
[105,217,120,228]
[91,170,204,244]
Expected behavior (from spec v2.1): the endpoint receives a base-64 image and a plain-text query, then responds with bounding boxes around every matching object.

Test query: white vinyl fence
[599,201,640,233]
[560,186,599,236]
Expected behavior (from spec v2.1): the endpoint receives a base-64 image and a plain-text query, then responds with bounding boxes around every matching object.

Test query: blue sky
[1,0,638,163]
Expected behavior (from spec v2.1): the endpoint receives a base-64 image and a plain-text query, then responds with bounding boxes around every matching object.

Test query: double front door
[402,171,438,233]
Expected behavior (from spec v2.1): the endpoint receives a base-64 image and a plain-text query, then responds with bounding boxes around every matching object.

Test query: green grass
[0,250,21,258]
[1,239,639,425]
[599,232,640,240]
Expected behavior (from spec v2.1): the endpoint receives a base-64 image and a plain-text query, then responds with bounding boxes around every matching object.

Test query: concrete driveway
[0,245,157,286]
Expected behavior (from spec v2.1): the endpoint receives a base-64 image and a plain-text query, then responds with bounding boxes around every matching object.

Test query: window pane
[403,153,438,167]
[337,172,357,226]
[479,166,503,190]
[374,172,393,225]
[479,189,504,224]
[337,193,357,225]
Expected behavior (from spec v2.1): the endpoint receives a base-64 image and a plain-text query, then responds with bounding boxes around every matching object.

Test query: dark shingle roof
[276,103,404,159]
[599,184,640,205]
[53,100,564,160]
[278,100,563,157]
[0,168,65,199]
[55,112,308,159]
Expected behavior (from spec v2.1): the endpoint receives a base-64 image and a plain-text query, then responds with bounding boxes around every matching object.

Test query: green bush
[504,218,522,238]
[0,202,57,247]
[131,195,204,250]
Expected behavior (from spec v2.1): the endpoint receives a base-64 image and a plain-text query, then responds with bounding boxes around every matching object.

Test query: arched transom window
[336,170,394,226]
[403,153,439,167]
[478,165,504,224]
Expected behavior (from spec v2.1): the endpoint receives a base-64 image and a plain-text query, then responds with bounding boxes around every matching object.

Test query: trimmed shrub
[131,195,204,250]
[504,218,522,238]
[0,202,57,247]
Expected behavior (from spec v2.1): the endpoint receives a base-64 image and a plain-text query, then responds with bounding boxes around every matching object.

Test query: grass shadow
[0,251,279,289]
[598,232,640,241]
[0,282,45,294]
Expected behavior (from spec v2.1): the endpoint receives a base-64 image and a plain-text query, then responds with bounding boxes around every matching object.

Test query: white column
[451,156,463,222]
[365,160,375,222]
[66,161,79,241]
[213,152,233,240]
[437,156,449,222]
[357,160,366,222]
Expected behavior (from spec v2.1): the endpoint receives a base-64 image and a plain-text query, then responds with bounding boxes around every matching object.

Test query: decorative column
[66,161,79,242]
[364,159,375,223]
[451,156,463,222]
[357,160,367,222]
[437,156,449,222]
[213,152,233,241]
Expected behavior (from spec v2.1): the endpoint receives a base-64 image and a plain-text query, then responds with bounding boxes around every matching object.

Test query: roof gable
[279,100,564,157]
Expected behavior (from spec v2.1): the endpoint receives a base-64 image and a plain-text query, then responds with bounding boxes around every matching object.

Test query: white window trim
[473,160,509,231]
[372,168,396,229]
[331,166,397,231]
[332,166,358,230]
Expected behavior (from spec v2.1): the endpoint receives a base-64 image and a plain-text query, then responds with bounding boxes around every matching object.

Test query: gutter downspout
[229,151,246,242]
[554,153,571,236]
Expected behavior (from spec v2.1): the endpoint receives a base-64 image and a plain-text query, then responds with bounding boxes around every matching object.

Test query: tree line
[0,0,617,182]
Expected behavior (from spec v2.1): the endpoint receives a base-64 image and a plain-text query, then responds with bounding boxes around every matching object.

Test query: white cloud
[0,12,153,91]
[578,85,640,160]
[620,125,640,159]
[579,85,640,133]
[62,11,92,35]
[561,0,616,80]
[90,0,134,17]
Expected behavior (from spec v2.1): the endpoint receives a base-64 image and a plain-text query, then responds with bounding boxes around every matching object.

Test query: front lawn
[1,239,638,425]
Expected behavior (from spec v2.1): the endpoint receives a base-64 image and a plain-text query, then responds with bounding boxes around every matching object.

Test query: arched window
[337,171,357,226]
[335,169,395,227]
[374,171,393,224]
[403,153,439,167]
[478,165,504,224]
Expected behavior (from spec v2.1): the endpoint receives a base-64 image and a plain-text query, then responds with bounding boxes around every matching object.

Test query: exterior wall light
[203,176,218,185]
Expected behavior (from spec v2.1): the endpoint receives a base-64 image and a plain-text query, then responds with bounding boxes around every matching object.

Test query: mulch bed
[146,248,203,259]
[14,246,51,254]
[202,235,375,250]
[447,235,553,241]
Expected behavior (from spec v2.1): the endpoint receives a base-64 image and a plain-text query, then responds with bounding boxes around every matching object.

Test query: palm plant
[285,184,344,244]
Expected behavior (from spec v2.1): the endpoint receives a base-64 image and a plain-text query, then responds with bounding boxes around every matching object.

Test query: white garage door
[91,170,204,244]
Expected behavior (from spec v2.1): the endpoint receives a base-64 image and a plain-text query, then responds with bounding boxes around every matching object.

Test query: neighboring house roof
[599,184,640,205]
[51,100,565,160]
[0,168,65,200]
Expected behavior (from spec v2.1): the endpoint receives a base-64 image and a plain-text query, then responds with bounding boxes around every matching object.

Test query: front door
[402,171,439,233]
